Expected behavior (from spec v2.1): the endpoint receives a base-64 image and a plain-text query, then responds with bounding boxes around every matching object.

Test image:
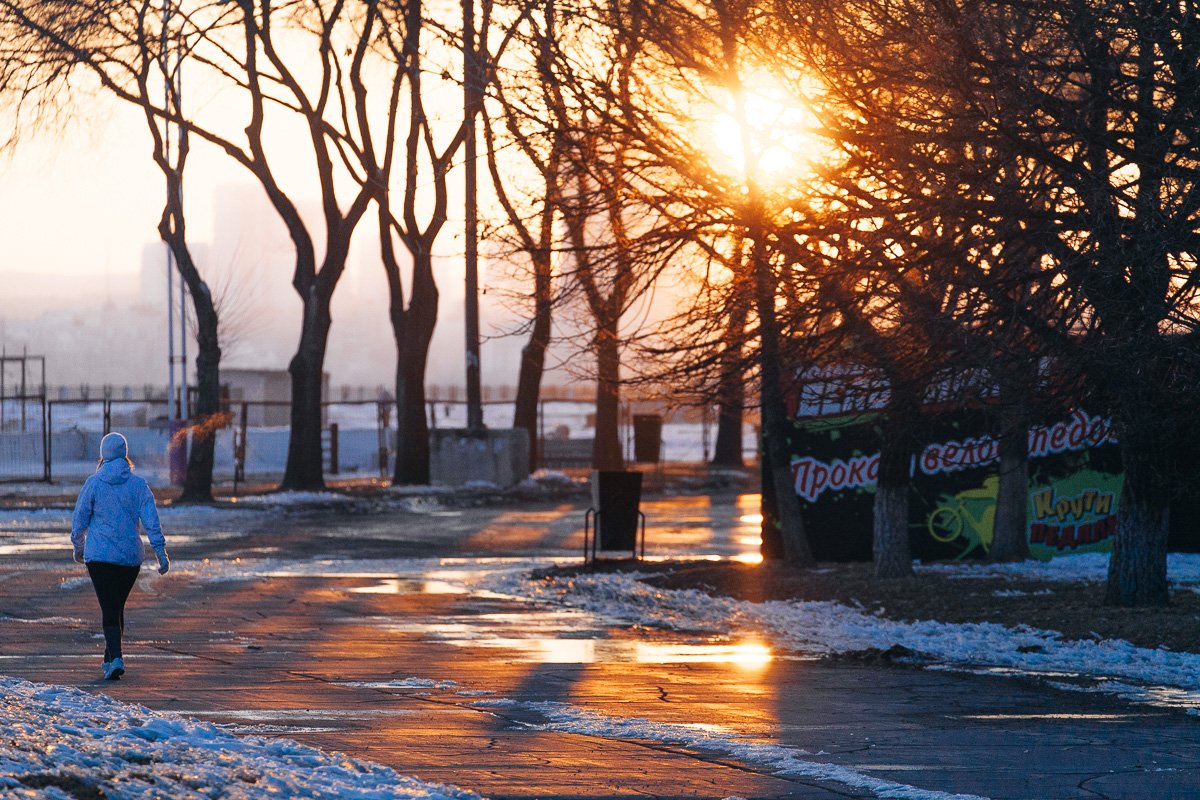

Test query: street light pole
[162,0,186,422]
[464,0,484,430]
[177,54,188,421]
[163,0,176,421]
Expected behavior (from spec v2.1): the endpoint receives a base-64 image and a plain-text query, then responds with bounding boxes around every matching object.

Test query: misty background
[0,106,552,399]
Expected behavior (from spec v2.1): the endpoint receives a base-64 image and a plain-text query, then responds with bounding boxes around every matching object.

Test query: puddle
[346,579,466,595]
[443,637,779,665]
[931,664,1200,715]
[1047,678,1200,713]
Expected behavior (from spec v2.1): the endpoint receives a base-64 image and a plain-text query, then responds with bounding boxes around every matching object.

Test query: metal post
[463,0,484,430]
[20,347,27,433]
[328,422,339,476]
[43,396,51,483]
[167,254,176,421]
[176,30,188,422]
[180,259,188,420]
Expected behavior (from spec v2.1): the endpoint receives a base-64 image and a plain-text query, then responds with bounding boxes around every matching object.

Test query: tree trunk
[393,250,440,485]
[712,394,745,468]
[157,186,220,503]
[1105,430,1171,606]
[281,288,331,491]
[873,481,911,578]
[989,403,1030,562]
[592,321,624,470]
[872,417,913,578]
[752,239,814,566]
[711,296,748,468]
[513,253,553,471]
[179,283,220,503]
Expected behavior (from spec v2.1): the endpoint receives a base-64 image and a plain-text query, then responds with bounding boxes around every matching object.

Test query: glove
[156,549,170,575]
[73,547,84,564]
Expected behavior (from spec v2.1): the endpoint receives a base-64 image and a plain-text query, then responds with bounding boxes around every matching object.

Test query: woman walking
[70,432,170,680]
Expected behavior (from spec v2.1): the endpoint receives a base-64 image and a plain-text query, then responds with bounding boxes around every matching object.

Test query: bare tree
[781,0,1200,602]
[0,1,230,498]
[1,1,382,490]
[482,0,567,471]
[347,0,533,485]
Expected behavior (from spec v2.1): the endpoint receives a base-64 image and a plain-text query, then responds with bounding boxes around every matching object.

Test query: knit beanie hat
[100,432,129,463]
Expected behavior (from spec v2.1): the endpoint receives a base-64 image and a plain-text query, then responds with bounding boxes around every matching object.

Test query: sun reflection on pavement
[440,636,781,665]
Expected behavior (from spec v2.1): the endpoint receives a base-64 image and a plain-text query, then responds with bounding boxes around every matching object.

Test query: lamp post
[163,0,187,424]
[162,0,188,485]
[464,0,484,430]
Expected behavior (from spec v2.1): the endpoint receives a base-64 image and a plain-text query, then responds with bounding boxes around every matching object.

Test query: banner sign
[771,409,1125,562]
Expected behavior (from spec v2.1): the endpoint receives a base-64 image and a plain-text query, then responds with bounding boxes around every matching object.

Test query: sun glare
[699,70,825,189]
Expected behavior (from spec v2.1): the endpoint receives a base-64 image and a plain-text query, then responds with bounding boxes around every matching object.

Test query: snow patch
[990,588,1053,598]
[231,491,356,506]
[477,698,988,800]
[0,676,479,798]
[340,678,458,690]
[488,570,1200,701]
[918,552,1200,588]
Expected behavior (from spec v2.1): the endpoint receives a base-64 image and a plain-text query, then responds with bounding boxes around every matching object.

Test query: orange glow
[732,552,764,564]
[696,70,826,189]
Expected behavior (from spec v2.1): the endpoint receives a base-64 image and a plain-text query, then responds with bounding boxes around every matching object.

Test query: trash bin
[632,414,662,463]
[590,469,643,552]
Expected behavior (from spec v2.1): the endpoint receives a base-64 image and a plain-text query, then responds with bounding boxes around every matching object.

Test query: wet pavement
[1,491,1199,799]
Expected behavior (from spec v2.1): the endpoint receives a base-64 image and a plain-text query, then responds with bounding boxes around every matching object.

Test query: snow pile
[0,677,478,799]
[340,678,459,690]
[477,698,987,800]
[230,491,357,507]
[516,470,579,491]
[491,571,1200,693]
[919,552,1200,587]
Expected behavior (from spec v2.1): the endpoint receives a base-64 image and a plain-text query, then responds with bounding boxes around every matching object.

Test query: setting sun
[697,70,826,189]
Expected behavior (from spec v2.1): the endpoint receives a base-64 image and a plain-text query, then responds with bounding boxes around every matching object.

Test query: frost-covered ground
[0,678,477,799]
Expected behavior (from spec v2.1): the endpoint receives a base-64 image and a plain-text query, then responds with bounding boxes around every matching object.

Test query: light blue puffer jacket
[71,459,167,567]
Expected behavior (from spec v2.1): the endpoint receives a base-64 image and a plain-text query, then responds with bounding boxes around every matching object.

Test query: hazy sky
[2,101,211,279]
[0,94,541,389]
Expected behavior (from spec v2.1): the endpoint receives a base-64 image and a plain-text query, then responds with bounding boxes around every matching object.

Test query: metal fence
[4,390,740,484]
[0,354,48,483]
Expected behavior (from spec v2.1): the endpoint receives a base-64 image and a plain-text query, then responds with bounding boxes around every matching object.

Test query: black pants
[86,561,140,661]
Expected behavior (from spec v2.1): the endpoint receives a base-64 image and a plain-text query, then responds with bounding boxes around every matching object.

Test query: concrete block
[429,428,530,488]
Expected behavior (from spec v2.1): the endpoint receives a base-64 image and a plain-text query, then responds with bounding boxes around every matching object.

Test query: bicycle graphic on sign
[925,476,999,559]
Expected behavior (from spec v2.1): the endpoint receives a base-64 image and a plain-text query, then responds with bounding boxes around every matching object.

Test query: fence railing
[3,394,748,484]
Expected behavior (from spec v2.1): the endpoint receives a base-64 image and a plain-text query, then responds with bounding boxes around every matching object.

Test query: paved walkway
[1,492,1199,799]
